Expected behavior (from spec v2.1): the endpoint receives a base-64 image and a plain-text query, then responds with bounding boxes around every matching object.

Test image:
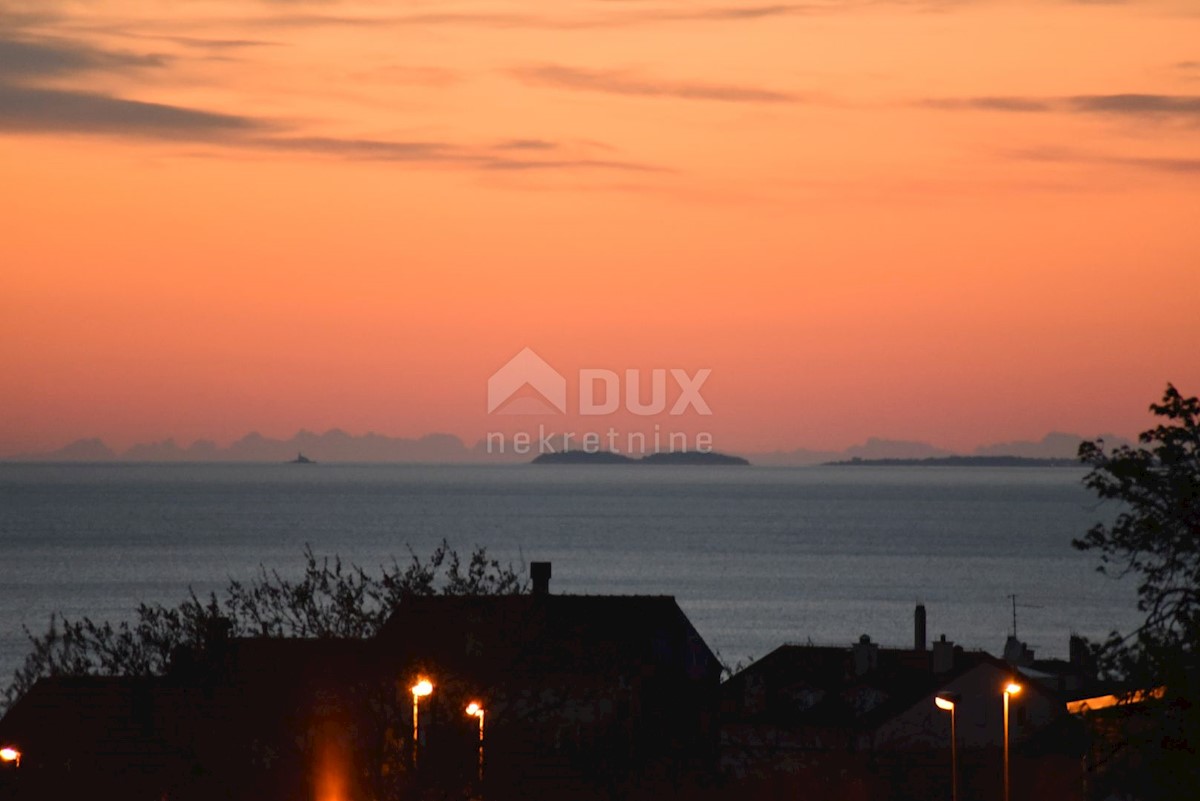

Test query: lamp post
[1003,681,1022,801]
[411,678,433,769]
[0,747,19,768]
[466,701,485,781]
[935,692,960,801]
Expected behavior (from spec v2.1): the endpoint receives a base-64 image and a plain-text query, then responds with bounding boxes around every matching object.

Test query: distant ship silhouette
[290,452,316,464]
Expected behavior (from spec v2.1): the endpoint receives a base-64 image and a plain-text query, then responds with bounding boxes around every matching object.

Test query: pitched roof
[722,643,1046,732]
[377,594,719,680]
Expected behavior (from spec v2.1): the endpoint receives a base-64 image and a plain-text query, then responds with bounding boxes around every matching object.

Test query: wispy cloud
[0,13,668,174]
[231,3,818,32]
[480,156,668,172]
[251,135,462,159]
[513,64,797,103]
[0,81,662,171]
[0,5,60,29]
[494,138,558,151]
[922,93,1200,119]
[612,4,819,25]
[1068,93,1200,115]
[1111,156,1200,172]
[0,83,262,137]
[136,34,277,51]
[921,96,1051,112]
[1009,145,1200,174]
[249,135,661,171]
[239,12,519,29]
[0,35,166,78]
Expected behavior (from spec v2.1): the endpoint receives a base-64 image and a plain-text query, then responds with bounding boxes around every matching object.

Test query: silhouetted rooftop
[722,642,1047,731]
[378,593,720,681]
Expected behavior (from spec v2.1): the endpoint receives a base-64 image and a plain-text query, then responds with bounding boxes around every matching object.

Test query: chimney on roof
[531,561,552,597]
[1069,634,1096,681]
[1069,634,1093,670]
[853,634,879,676]
[914,604,927,652]
[1003,635,1035,666]
[933,634,955,673]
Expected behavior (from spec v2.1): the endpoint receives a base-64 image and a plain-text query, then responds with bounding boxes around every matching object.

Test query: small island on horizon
[825,455,1082,468]
[532,450,751,466]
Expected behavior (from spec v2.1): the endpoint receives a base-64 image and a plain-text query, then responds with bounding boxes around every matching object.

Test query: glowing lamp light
[466,701,485,736]
[0,747,20,766]
[465,701,485,781]
[1003,681,1022,801]
[933,692,960,801]
[411,677,434,768]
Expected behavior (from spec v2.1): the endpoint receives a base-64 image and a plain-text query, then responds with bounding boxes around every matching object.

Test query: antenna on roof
[1006,594,1043,639]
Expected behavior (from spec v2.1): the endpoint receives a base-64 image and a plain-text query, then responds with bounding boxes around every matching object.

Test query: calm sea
[0,463,1139,686]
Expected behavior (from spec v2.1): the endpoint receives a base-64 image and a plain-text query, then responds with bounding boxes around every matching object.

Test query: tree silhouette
[1076,383,1200,799]
[2,541,525,711]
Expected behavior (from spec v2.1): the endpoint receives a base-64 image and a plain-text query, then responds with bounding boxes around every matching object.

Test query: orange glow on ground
[313,733,350,801]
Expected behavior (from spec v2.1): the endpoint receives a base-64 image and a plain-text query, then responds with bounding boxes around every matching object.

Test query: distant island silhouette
[2,429,1130,465]
[532,451,750,466]
[825,455,1082,467]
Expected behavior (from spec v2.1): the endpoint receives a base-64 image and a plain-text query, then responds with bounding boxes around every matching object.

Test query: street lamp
[1003,681,1022,801]
[465,702,485,741]
[466,701,485,781]
[0,747,19,767]
[411,678,433,768]
[935,692,960,801]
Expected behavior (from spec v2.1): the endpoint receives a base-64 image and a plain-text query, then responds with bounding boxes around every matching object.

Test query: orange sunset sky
[1,0,1198,456]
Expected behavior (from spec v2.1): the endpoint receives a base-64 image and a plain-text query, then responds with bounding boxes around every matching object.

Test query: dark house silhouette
[0,676,196,799]
[720,613,1075,801]
[375,591,720,795]
[0,562,721,800]
[0,638,378,801]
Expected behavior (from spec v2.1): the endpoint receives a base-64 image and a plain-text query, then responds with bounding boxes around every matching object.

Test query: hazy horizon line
[0,427,1132,464]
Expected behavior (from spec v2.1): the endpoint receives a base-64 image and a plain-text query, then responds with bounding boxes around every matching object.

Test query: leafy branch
[2,541,526,711]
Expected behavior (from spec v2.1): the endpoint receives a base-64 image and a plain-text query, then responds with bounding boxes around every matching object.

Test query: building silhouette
[0,562,721,800]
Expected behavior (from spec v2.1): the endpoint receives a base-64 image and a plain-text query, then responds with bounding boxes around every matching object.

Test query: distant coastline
[532,451,751,466]
[2,430,1127,466]
[824,456,1083,468]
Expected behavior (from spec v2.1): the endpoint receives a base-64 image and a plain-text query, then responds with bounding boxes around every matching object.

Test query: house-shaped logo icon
[487,348,567,415]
